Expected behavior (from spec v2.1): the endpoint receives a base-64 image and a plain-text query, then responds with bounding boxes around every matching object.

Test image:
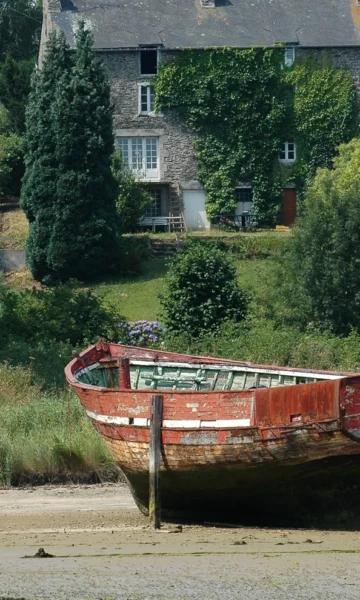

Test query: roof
[54,0,360,50]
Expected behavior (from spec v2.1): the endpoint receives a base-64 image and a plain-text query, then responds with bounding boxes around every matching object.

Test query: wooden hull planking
[65,342,360,520]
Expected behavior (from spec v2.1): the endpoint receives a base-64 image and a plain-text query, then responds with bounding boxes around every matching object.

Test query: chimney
[39,0,62,67]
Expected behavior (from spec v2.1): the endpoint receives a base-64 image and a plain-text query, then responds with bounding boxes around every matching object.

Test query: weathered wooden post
[149,394,163,529]
[118,358,131,389]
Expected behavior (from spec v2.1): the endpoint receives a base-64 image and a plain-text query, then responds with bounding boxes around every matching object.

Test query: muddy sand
[0,483,359,600]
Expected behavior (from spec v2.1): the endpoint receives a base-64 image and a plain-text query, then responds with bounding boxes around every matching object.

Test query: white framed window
[117,136,159,180]
[284,46,296,67]
[140,48,158,75]
[279,141,296,164]
[144,188,162,217]
[138,83,155,115]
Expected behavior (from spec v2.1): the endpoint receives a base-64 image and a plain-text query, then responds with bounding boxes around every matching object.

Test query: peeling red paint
[65,343,360,515]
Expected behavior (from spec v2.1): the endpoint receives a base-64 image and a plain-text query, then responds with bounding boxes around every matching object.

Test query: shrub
[0,132,24,197]
[281,138,360,334]
[160,240,248,338]
[112,153,151,233]
[127,320,163,347]
[0,104,11,134]
[0,284,123,346]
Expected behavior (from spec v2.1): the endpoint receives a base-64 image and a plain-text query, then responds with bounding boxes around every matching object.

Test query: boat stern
[340,377,360,441]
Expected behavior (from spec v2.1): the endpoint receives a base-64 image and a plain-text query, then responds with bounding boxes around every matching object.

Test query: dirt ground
[0,484,359,600]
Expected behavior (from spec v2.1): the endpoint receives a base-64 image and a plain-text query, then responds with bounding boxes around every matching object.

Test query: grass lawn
[0,209,28,250]
[89,256,277,321]
[90,257,168,321]
[0,207,281,321]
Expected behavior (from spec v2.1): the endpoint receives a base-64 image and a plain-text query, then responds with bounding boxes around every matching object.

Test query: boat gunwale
[64,343,356,396]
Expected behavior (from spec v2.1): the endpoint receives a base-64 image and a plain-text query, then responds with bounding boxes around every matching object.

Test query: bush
[281,138,360,334]
[0,283,128,387]
[0,284,123,346]
[127,320,163,347]
[112,153,151,233]
[0,104,11,134]
[0,132,24,197]
[160,240,248,338]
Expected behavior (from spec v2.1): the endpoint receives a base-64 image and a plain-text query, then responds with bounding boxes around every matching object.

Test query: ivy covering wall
[155,49,358,224]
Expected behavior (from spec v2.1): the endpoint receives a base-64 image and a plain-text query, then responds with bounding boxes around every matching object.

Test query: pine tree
[21,31,73,279]
[46,23,120,280]
[21,24,120,281]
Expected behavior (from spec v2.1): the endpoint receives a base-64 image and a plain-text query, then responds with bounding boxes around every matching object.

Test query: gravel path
[0,484,359,600]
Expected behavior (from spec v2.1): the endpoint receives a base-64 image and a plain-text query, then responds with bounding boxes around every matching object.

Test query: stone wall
[104,46,360,216]
[102,50,198,215]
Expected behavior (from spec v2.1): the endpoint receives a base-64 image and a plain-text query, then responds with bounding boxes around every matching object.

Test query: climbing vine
[285,60,358,188]
[155,49,358,224]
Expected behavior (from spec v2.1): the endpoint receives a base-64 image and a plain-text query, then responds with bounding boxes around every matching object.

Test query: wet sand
[0,483,359,599]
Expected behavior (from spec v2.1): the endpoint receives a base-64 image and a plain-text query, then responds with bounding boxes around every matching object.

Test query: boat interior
[76,359,343,391]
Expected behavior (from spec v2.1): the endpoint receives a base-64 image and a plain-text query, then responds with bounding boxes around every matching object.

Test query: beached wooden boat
[65,341,360,522]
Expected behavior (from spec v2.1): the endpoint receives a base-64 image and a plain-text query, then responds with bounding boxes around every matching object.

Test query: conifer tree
[21,32,73,279]
[47,23,119,280]
[21,24,120,281]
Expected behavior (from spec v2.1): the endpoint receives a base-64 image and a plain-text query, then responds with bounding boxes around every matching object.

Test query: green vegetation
[22,27,120,281]
[164,318,360,373]
[0,1,42,199]
[279,138,360,334]
[3,227,360,482]
[156,49,358,222]
[287,61,358,184]
[0,132,24,197]
[0,209,28,250]
[0,364,116,486]
[112,153,151,233]
[156,48,287,224]
[92,256,166,321]
[0,0,42,132]
[0,0,42,62]
[160,240,248,338]
[0,282,126,388]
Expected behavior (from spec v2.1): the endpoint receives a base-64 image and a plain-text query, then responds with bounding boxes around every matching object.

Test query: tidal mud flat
[0,484,359,600]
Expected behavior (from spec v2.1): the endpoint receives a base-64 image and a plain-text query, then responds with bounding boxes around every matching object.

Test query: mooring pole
[149,394,163,529]
[118,357,131,389]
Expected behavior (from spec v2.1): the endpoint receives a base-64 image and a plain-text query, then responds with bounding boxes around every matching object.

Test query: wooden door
[280,188,297,226]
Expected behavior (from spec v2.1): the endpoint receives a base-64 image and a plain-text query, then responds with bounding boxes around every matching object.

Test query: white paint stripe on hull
[86,410,251,429]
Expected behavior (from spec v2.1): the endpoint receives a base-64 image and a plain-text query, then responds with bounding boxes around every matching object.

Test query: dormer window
[284,46,296,67]
[279,141,296,164]
[140,49,158,75]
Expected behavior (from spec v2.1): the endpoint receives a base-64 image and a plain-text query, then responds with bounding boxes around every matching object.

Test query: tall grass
[164,318,360,373]
[0,364,117,486]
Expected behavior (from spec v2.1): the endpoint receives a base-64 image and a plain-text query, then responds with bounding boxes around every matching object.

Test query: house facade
[41,0,360,230]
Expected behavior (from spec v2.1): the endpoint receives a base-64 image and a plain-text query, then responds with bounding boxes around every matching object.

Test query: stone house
[41,0,360,230]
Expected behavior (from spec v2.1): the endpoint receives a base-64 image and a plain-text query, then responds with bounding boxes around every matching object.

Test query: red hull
[65,342,360,520]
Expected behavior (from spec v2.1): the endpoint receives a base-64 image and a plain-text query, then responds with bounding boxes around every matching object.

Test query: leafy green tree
[160,240,248,338]
[0,104,11,133]
[283,138,360,334]
[46,23,120,280]
[21,31,73,279]
[0,133,24,197]
[112,152,151,233]
[0,0,42,61]
[0,55,34,132]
